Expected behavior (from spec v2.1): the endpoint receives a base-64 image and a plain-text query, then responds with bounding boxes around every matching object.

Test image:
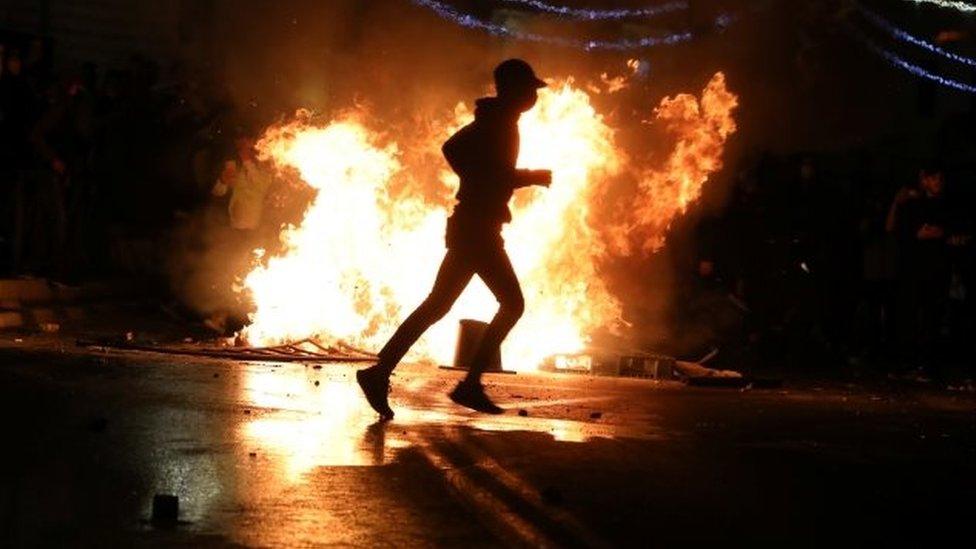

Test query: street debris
[76,337,377,363]
[590,412,603,420]
[536,347,784,388]
[518,409,529,417]
[676,359,783,388]
[674,360,740,380]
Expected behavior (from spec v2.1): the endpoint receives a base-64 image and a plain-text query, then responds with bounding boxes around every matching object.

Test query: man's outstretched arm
[511,169,551,188]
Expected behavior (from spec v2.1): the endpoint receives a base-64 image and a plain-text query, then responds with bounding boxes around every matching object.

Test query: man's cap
[494,59,546,92]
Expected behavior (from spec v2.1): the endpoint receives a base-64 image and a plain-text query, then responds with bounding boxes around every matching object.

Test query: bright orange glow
[239,73,737,370]
[609,72,739,253]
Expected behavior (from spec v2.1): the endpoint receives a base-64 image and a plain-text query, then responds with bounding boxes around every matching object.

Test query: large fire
[239,72,737,371]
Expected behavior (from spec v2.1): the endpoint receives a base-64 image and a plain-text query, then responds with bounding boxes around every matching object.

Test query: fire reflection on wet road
[1,341,973,547]
[241,369,408,471]
[238,361,667,477]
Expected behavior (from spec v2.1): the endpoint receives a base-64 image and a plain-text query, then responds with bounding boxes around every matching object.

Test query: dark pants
[13,171,68,276]
[857,278,897,364]
[376,238,525,380]
[897,258,949,372]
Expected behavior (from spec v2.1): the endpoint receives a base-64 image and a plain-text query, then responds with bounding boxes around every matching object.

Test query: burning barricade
[236,72,738,372]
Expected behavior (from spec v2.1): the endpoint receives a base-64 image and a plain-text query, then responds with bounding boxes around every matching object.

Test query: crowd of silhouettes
[0,34,244,281]
[680,153,974,380]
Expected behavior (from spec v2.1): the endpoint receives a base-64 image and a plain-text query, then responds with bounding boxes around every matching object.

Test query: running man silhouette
[357,59,551,419]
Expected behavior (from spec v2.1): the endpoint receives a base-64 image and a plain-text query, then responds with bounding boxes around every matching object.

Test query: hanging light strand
[496,0,688,20]
[409,0,693,50]
[854,27,976,93]
[901,0,976,14]
[858,3,976,67]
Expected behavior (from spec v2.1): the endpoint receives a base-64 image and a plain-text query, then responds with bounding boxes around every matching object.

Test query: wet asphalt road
[0,336,974,547]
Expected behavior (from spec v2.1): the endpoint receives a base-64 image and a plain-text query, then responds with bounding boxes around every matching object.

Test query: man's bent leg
[360,249,473,418]
[467,246,525,381]
[375,249,474,375]
[448,245,522,414]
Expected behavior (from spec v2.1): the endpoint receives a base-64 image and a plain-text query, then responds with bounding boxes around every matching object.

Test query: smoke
[166,206,253,325]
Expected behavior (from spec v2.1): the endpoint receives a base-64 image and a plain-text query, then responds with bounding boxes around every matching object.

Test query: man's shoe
[449,381,504,414]
[356,367,394,420]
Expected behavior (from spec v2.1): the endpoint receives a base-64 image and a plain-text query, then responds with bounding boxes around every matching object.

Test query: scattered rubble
[76,337,376,363]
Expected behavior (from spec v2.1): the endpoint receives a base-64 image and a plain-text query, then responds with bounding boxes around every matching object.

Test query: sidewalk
[0,278,151,331]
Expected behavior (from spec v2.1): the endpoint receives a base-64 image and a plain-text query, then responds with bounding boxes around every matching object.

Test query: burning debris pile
[238,73,737,371]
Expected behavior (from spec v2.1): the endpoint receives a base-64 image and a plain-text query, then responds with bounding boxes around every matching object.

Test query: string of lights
[855,29,976,93]
[410,0,693,50]
[858,3,976,67]
[496,0,688,20]
[901,0,976,13]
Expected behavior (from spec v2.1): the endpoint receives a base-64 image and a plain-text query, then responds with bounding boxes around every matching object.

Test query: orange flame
[239,73,737,370]
[608,72,739,254]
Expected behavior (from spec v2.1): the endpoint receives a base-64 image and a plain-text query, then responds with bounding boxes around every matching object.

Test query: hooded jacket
[442,97,528,233]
